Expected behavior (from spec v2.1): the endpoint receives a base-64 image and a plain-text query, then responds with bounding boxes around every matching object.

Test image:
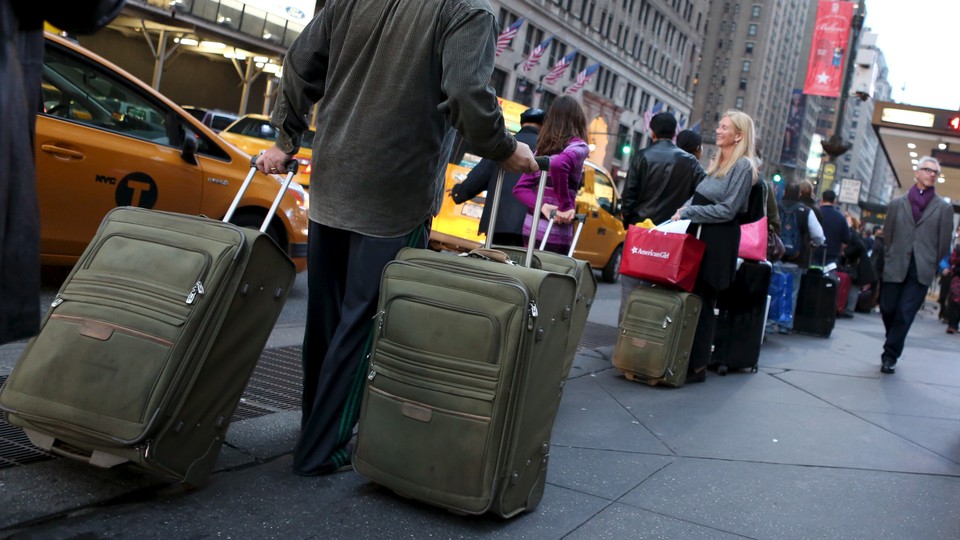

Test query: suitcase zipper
[186,281,205,304]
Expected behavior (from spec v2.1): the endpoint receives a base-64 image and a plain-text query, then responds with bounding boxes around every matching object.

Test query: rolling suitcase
[711,260,772,375]
[0,157,298,487]
[352,157,579,517]
[497,212,596,381]
[836,271,852,315]
[613,286,701,388]
[767,270,794,327]
[793,268,838,337]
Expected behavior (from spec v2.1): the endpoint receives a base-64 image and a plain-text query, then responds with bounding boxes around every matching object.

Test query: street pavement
[1,276,960,539]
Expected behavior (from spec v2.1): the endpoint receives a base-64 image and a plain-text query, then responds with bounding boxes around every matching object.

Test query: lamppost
[817,1,866,196]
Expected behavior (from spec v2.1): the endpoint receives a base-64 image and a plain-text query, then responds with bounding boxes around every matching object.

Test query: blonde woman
[671,110,759,383]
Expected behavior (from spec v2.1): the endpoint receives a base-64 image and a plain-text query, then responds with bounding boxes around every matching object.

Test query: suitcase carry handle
[223,155,300,233]
[539,210,587,257]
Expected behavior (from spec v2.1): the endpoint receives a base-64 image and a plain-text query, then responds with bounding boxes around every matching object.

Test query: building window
[752,5,761,18]
[490,68,507,96]
[742,60,751,72]
[735,96,744,109]
[745,42,754,54]
[739,78,747,90]
[748,23,757,36]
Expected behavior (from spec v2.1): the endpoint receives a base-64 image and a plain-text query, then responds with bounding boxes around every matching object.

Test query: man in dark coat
[879,157,954,374]
[0,1,44,344]
[449,108,544,247]
[817,189,851,266]
[619,112,705,320]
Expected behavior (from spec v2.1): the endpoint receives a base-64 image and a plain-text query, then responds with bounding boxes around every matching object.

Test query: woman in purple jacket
[513,95,590,255]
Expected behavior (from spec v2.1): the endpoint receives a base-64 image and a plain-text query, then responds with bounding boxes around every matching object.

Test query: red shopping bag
[620,225,705,292]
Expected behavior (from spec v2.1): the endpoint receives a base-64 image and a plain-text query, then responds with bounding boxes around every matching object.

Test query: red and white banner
[802,1,855,98]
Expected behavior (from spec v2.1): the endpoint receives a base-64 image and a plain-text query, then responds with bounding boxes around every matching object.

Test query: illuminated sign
[880,108,935,128]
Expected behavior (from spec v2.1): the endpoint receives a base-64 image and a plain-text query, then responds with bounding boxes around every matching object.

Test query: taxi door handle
[40,144,85,160]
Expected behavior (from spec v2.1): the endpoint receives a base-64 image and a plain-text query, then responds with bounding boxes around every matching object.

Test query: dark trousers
[948,299,960,330]
[879,257,927,363]
[294,220,429,475]
[689,277,718,371]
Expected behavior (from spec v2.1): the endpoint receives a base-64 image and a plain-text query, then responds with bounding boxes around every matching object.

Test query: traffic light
[772,172,783,183]
[949,115,960,131]
[622,144,632,155]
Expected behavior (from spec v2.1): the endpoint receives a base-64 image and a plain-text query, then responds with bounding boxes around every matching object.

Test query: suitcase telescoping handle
[524,156,552,268]
[223,155,300,233]
[540,211,587,257]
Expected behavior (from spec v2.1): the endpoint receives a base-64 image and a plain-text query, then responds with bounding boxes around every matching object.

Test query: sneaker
[948,327,957,334]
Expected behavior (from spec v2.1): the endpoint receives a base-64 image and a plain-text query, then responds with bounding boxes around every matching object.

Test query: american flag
[643,101,665,132]
[564,63,600,95]
[544,51,577,84]
[521,36,553,71]
[495,18,524,56]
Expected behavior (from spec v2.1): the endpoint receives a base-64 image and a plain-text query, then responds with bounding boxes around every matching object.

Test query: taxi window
[42,45,170,145]
[593,168,617,215]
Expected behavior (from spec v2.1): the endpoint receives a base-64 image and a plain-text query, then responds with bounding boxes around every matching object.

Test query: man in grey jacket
[256,0,538,475]
[879,157,954,374]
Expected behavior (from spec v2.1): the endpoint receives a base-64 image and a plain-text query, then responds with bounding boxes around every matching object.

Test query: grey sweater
[272,0,517,237]
[679,157,754,223]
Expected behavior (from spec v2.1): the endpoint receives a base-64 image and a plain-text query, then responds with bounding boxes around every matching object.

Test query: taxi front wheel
[230,212,284,249]
[601,245,622,283]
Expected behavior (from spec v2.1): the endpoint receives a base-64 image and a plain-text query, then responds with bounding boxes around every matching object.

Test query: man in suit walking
[450,108,544,246]
[878,157,955,374]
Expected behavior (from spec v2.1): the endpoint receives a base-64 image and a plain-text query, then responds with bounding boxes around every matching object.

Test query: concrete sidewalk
[2,302,960,538]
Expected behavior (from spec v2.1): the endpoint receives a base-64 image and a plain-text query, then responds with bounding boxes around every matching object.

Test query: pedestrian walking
[450,107,544,247]
[878,157,954,374]
[512,95,589,255]
[255,0,539,476]
[670,110,757,384]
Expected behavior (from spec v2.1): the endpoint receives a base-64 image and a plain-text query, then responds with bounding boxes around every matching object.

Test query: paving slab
[553,373,674,455]
[565,502,750,539]
[547,445,675,501]
[5,455,612,539]
[618,458,960,539]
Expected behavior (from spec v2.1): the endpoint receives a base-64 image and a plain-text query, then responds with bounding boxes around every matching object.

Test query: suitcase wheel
[717,365,728,376]
[621,371,636,382]
[751,366,759,373]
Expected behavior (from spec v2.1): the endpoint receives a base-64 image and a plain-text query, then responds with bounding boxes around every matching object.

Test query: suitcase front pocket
[4,312,174,434]
[359,385,495,509]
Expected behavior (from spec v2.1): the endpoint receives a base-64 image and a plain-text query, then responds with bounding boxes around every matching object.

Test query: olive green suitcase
[353,158,579,517]
[613,286,701,388]
[0,160,297,486]
[496,214,596,381]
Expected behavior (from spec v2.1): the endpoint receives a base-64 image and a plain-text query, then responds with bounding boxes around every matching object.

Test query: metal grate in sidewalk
[578,321,619,351]
[0,376,55,470]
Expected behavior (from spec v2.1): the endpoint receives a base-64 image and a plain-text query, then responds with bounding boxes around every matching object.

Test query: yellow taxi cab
[36,32,309,272]
[219,114,314,189]
[429,99,626,282]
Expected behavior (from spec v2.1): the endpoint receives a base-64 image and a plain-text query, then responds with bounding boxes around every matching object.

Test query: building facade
[690,0,810,177]
[489,0,710,179]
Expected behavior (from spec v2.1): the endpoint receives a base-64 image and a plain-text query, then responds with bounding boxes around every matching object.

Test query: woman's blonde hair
[707,109,758,183]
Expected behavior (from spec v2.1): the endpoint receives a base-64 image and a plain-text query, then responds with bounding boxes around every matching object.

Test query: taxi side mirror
[180,133,198,165]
